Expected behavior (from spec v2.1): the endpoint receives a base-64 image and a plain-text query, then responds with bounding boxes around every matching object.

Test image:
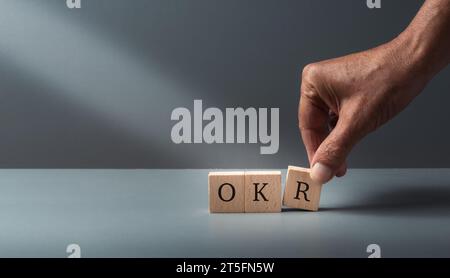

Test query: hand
[299,37,432,184]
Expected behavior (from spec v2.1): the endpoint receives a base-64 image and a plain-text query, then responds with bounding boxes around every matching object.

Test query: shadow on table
[320,185,450,217]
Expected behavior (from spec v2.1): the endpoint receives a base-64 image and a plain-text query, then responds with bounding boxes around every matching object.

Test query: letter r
[294,181,310,202]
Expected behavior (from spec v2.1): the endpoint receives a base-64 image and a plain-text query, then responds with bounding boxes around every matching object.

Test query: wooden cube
[208,172,245,213]
[244,171,282,213]
[283,166,322,211]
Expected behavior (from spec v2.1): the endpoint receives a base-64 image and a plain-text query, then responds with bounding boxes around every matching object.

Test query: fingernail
[311,163,333,184]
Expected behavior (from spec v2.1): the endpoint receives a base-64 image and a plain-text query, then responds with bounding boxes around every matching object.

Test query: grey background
[0,0,448,168]
[1,169,450,258]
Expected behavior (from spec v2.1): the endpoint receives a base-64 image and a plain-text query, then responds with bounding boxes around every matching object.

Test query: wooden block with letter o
[208,172,245,213]
[244,171,282,213]
[283,166,323,211]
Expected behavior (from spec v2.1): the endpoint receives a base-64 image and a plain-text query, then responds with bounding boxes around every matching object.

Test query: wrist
[388,30,436,84]
[393,0,450,81]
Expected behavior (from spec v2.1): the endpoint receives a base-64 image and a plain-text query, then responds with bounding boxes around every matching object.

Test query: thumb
[310,117,360,184]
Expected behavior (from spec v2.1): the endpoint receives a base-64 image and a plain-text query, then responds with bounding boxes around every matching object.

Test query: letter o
[218,183,236,202]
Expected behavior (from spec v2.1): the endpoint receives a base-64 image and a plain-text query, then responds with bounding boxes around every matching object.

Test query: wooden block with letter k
[245,171,282,213]
[283,166,323,211]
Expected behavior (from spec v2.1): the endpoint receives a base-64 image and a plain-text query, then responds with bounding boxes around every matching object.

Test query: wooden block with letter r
[208,172,245,213]
[283,166,323,211]
[244,171,282,213]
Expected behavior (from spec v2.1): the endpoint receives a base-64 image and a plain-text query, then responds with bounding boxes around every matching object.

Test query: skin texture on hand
[299,0,450,184]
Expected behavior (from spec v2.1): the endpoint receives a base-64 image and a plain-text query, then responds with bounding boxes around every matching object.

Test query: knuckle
[298,123,311,132]
[300,63,322,99]
[300,87,316,100]
[301,63,320,81]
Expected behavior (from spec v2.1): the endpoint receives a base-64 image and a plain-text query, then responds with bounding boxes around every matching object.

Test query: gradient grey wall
[0,0,448,168]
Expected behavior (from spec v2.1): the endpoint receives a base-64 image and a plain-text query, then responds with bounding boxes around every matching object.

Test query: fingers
[298,88,329,166]
[335,161,347,177]
[329,111,347,177]
[310,115,359,184]
[299,63,354,184]
[299,93,348,180]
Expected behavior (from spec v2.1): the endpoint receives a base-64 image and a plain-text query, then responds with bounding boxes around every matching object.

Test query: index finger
[298,89,330,166]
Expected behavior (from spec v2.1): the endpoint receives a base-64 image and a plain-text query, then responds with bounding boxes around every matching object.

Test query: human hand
[299,36,432,184]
